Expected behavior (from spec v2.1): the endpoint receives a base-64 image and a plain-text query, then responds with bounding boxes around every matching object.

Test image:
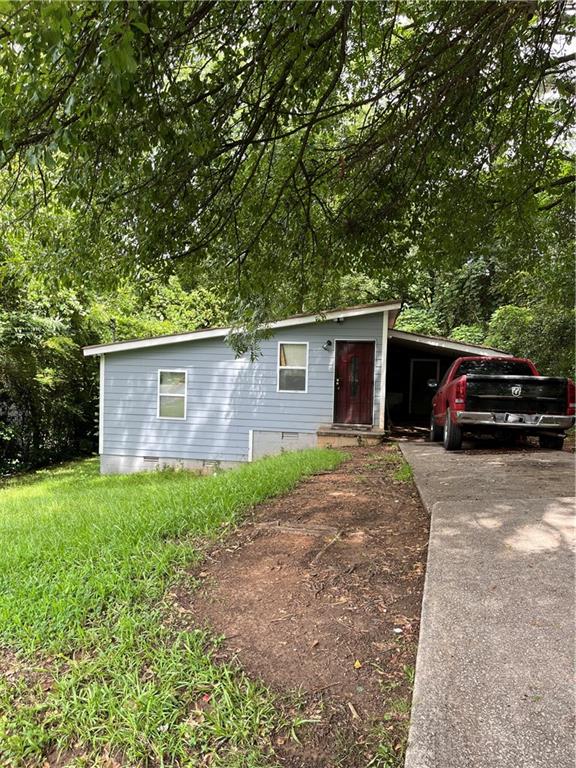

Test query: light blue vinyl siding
[102,313,385,462]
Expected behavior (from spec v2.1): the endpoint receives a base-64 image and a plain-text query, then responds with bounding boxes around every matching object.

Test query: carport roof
[388,329,509,357]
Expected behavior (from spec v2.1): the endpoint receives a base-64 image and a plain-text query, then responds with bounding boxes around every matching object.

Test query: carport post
[378,312,388,430]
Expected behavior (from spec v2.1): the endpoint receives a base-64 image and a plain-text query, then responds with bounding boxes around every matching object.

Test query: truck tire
[430,413,443,442]
[443,409,463,451]
[539,434,565,451]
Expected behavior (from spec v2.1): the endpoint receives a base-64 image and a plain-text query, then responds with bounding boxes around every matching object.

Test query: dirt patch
[174,445,429,767]
[0,647,56,696]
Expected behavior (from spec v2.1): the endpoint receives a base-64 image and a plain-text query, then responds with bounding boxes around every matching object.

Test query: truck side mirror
[427,378,438,389]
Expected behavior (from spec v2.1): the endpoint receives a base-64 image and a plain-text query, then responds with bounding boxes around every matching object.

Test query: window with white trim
[158,370,187,419]
[278,343,307,392]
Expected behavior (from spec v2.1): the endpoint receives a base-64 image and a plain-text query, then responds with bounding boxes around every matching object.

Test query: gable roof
[83,300,402,357]
[388,329,509,357]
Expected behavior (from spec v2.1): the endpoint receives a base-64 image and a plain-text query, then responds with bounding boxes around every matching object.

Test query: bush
[449,324,486,345]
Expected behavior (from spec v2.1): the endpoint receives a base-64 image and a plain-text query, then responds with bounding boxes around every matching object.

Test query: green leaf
[131,21,149,34]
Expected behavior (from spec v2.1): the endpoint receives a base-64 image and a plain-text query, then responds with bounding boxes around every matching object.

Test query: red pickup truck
[429,356,575,451]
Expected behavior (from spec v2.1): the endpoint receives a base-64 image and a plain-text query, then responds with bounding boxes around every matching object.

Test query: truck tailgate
[465,375,567,414]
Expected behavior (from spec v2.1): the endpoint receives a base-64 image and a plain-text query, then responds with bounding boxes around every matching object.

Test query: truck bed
[465,374,568,415]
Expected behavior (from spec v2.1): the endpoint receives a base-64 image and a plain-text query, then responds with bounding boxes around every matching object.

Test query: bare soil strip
[175,445,430,767]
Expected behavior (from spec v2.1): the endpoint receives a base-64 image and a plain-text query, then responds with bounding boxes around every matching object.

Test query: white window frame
[277,341,309,394]
[157,369,188,420]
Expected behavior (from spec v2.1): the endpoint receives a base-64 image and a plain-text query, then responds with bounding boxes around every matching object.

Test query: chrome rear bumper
[455,412,575,430]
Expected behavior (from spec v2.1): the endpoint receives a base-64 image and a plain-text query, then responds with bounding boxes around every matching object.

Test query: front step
[317,424,388,448]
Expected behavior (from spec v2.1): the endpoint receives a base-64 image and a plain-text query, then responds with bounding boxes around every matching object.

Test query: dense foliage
[0,1,573,470]
[394,236,575,377]
[0,263,225,472]
[1,2,573,298]
[0,195,227,472]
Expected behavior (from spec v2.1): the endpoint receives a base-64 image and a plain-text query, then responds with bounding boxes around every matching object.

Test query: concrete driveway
[400,442,575,768]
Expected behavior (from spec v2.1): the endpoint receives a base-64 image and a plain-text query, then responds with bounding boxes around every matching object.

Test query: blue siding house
[83,301,503,473]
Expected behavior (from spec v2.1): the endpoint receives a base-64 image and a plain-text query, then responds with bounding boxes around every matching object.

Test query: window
[350,355,359,396]
[158,370,187,419]
[278,342,308,392]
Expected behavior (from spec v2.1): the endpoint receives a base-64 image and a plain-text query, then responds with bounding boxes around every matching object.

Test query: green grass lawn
[0,449,343,768]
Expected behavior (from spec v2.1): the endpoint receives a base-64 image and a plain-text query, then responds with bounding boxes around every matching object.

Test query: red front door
[334,341,375,424]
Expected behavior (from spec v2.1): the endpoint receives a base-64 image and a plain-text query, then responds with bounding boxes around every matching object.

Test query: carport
[385,329,506,426]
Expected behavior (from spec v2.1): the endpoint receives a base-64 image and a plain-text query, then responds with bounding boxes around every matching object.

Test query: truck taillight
[568,380,575,416]
[454,376,467,410]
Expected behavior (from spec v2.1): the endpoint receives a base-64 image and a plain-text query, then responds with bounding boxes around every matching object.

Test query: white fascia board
[83,302,402,357]
[388,329,510,357]
[83,327,230,356]
[314,302,401,322]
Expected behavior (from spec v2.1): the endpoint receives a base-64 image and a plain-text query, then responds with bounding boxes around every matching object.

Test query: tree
[0,1,573,314]
[0,185,228,473]
[0,277,97,472]
[486,305,575,377]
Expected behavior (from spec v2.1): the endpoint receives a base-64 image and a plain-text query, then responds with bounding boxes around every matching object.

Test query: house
[83,301,506,473]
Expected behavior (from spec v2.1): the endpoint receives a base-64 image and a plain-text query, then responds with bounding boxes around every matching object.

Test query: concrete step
[317,424,387,448]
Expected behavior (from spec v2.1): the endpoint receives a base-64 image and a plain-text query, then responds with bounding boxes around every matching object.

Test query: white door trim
[332,339,376,426]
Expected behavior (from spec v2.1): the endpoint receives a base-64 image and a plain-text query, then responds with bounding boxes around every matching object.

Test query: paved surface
[400,442,576,768]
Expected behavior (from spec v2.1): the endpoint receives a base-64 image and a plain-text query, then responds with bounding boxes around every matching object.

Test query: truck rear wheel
[443,409,463,451]
[430,413,443,442]
[539,434,565,451]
